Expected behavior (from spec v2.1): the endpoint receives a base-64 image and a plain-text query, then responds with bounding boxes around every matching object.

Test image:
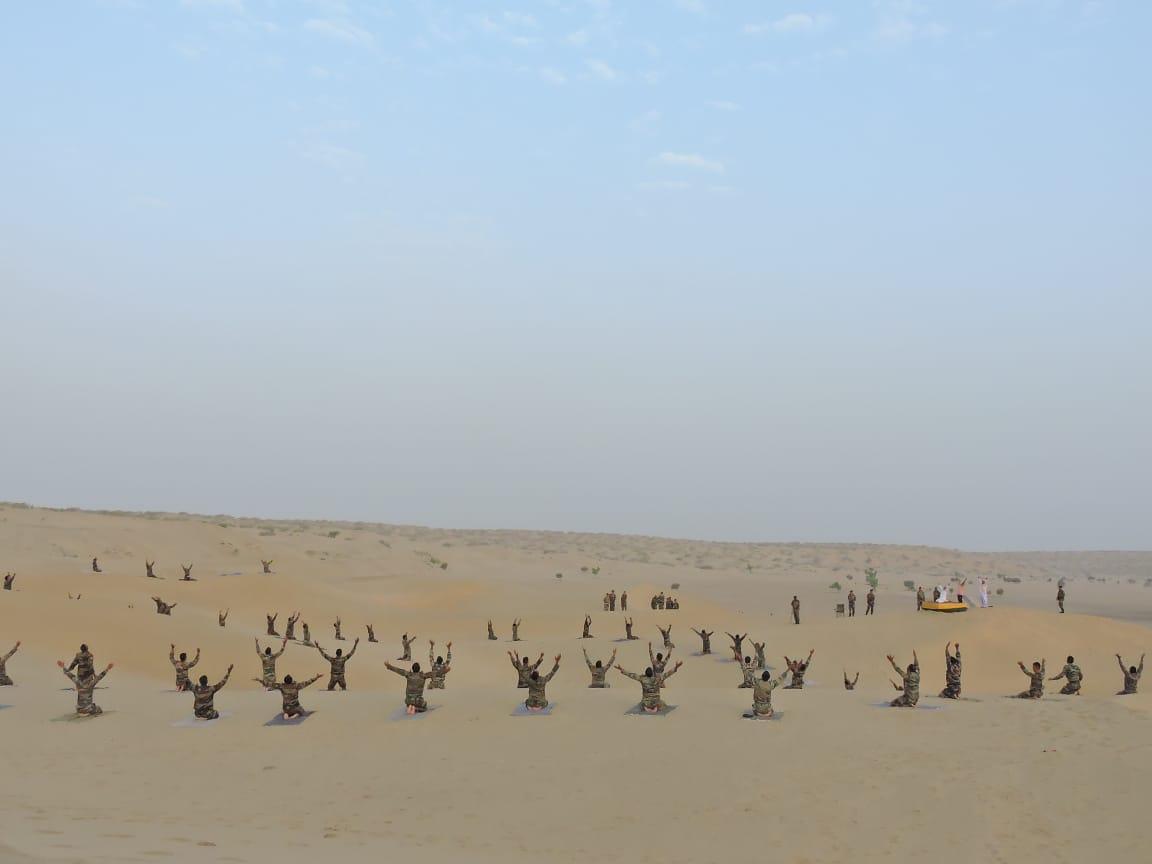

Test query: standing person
[865,589,876,615]
[315,638,359,690]
[261,673,321,720]
[384,660,438,714]
[603,593,611,612]
[887,652,920,707]
[843,670,860,691]
[916,586,925,611]
[191,665,233,721]
[620,591,628,612]
[608,590,617,612]
[524,656,561,711]
[256,637,288,689]
[399,633,415,660]
[791,596,800,625]
[1057,584,1066,614]
[624,617,638,640]
[616,660,682,713]
[285,612,301,641]
[939,642,962,699]
[658,625,674,649]
[169,645,200,692]
[509,650,544,688]
[584,647,616,688]
[581,615,593,639]
[59,660,113,715]
[333,617,345,641]
[1016,659,1046,699]
[751,640,767,670]
[750,670,784,719]
[427,640,452,689]
[0,641,20,685]
[218,609,229,628]
[266,613,279,636]
[1049,656,1083,695]
[979,578,990,608]
[487,621,498,641]
[691,628,714,655]
[726,633,747,661]
[1117,654,1144,695]
[648,643,672,675]
[783,650,814,689]
[847,589,856,617]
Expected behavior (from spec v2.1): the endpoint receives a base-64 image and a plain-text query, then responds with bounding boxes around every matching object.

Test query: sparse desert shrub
[328,530,340,539]
[996,588,1004,596]
[592,566,600,575]
[581,566,588,572]
[864,568,879,589]
[555,573,563,579]
[903,580,915,591]
[440,562,448,570]
[829,581,842,591]
[671,582,681,590]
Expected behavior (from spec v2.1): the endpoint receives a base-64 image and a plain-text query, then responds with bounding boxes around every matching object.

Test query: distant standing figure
[333,617,345,641]
[939,642,962,699]
[1050,656,1082,695]
[956,579,967,604]
[791,596,800,625]
[192,665,233,720]
[1016,660,1046,699]
[620,591,628,612]
[487,621,497,641]
[262,560,273,574]
[266,613,279,636]
[510,650,544,688]
[524,656,561,711]
[366,624,377,642]
[887,652,920,707]
[399,633,415,661]
[428,641,453,690]
[511,618,522,641]
[145,561,157,579]
[783,650,815,689]
[152,596,176,615]
[1057,585,1066,614]
[91,557,101,573]
[624,617,637,640]
[256,637,288,688]
[608,590,617,612]
[603,593,611,612]
[979,578,990,608]
[384,661,438,714]
[0,641,21,685]
[843,670,859,691]
[1117,654,1144,695]
[616,660,682,713]
[847,590,856,617]
[169,645,200,692]
[584,647,616,688]
[916,586,925,611]
[218,609,229,628]
[180,564,195,581]
[658,625,674,649]
[865,589,876,615]
[691,628,713,654]
[59,660,113,715]
[262,673,321,720]
[316,638,358,690]
[581,615,593,639]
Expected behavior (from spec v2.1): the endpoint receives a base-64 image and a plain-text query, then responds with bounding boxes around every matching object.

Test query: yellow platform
[922,601,968,613]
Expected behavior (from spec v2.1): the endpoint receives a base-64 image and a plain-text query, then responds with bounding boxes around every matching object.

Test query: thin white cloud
[708,100,741,112]
[655,152,725,173]
[675,0,708,14]
[181,0,244,10]
[305,18,375,46]
[638,180,692,191]
[873,1,949,41]
[567,29,590,46]
[745,13,833,35]
[539,67,567,85]
[586,58,617,81]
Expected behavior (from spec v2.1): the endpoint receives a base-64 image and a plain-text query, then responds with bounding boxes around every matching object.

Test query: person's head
[284,674,294,684]
[656,652,664,661]
[799,661,808,671]
[520,657,530,667]
[336,649,343,657]
[644,667,654,677]
[908,663,916,673]
[744,656,751,664]
[530,670,540,681]
[179,652,187,662]
[436,655,444,665]
[1067,655,1074,664]
[198,674,209,686]
[1131,665,1139,675]
[594,660,603,668]
[265,647,272,656]
[80,643,88,653]
[1032,662,1041,672]
[761,671,771,681]
[411,662,421,673]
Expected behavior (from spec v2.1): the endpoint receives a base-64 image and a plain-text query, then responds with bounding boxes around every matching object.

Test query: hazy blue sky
[2,0,1149,550]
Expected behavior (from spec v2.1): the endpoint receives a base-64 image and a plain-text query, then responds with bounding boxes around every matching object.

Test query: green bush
[864,568,879,589]
[996,588,1004,596]
[829,581,842,591]
[903,580,915,591]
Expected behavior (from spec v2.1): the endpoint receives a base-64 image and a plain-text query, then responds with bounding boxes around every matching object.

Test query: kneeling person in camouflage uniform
[616,661,682,713]
[192,665,233,720]
[1016,659,1046,699]
[316,638,359,691]
[385,660,441,714]
[1049,655,1082,695]
[261,673,321,719]
[939,642,962,699]
[887,652,920,707]
[59,660,113,716]
[525,656,561,711]
[584,647,616,688]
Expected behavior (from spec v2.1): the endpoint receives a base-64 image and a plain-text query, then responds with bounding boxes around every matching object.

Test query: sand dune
[1,503,1149,863]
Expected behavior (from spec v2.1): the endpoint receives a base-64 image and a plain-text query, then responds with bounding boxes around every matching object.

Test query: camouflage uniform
[784,653,813,689]
[270,674,320,717]
[752,641,766,670]
[3,573,14,590]
[649,644,671,675]
[154,598,174,615]
[847,591,856,616]
[301,624,312,646]
[0,644,18,685]
[525,660,560,709]
[619,664,679,711]
[62,666,109,715]
[67,650,95,682]
[581,616,592,639]
[1118,655,1143,695]
[889,658,920,707]
[487,621,497,641]
[333,619,344,641]
[386,663,437,711]
[218,611,228,628]
[865,591,875,615]
[366,625,377,642]
[1056,587,1065,613]
[791,598,800,625]
[625,619,636,640]
[939,648,962,699]
[620,592,628,612]
[751,674,783,717]
[1052,662,1082,695]
[192,668,232,720]
[727,633,746,660]
[658,626,674,649]
[257,641,286,688]
[400,634,414,660]
[169,647,200,692]
[266,614,279,636]
[285,614,299,641]
[916,587,925,611]
[843,672,859,690]
[512,655,543,689]
[584,648,616,688]
[511,620,521,641]
[318,641,358,690]
[692,629,713,654]
[1017,661,1045,699]
[738,658,756,689]
[428,646,452,690]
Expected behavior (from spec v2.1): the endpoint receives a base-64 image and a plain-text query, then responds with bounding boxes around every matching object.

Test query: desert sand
[0,501,1149,864]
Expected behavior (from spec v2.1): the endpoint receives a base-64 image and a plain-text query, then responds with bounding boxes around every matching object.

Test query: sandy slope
[0,503,1149,864]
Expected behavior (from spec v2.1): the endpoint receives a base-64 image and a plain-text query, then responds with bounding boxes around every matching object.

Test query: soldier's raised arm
[662,660,683,681]
[347,638,359,659]
[384,661,407,677]
[615,665,641,682]
[58,661,78,685]
[300,674,321,689]
[214,665,234,692]
[2,642,18,662]
[315,643,331,662]
[189,649,201,668]
[169,644,177,666]
[273,638,288,659]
